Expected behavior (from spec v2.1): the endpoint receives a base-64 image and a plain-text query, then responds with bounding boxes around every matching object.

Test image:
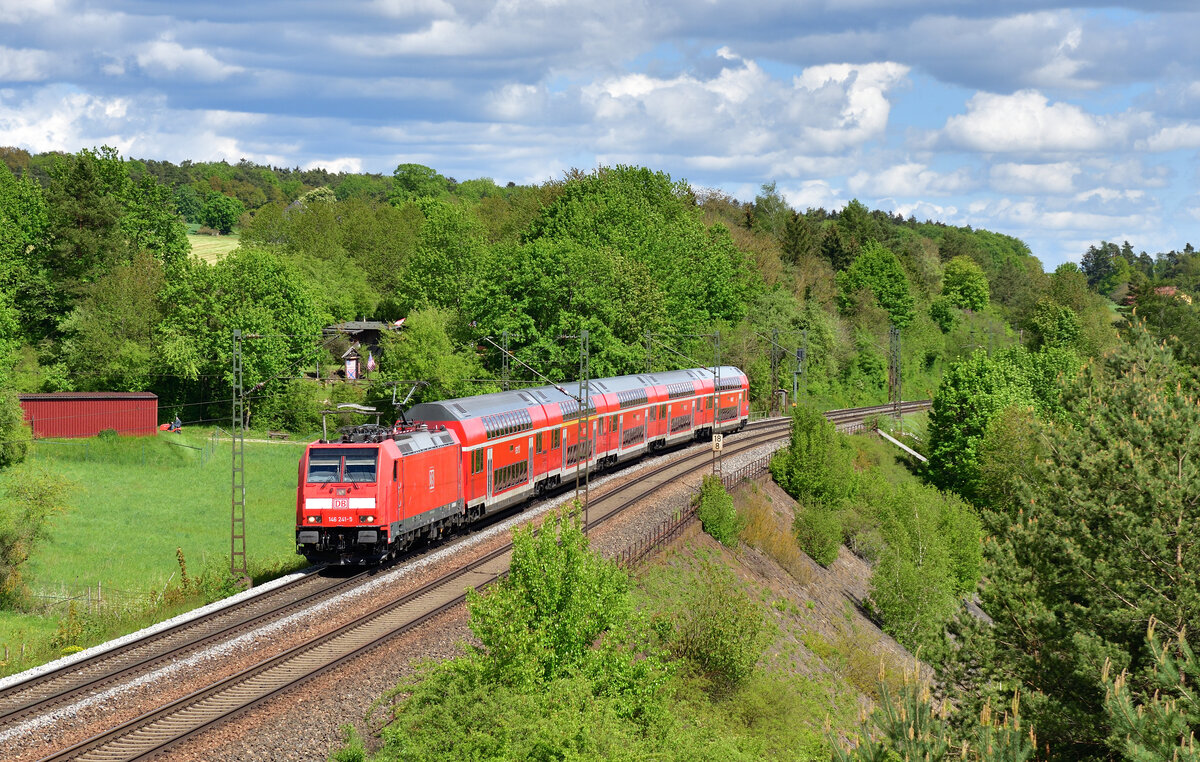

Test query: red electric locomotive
[295,366,749,565]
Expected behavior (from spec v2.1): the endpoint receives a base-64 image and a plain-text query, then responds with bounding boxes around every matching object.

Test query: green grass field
[24,430,306,593]
[188,232,240,262]
[0,430,308,672]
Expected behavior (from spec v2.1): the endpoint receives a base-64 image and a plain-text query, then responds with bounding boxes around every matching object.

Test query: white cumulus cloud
[0,46,54,81]
[305,157,363,174]
[581,54,910,166]
[136,38,243,82]
[990,162,1079,194]
[848,162,973,197]
[1138,124,1200,152]
[943,90,1136,153]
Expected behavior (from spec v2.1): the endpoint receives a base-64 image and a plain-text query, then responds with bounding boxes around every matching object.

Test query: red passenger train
[295,366,749,565]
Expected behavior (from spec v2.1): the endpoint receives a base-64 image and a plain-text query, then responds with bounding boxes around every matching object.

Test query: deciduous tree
[942,255,990,311]
[836,241,915,328]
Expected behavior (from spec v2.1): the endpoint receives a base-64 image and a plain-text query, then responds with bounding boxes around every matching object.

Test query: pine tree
[963,323,1200,758]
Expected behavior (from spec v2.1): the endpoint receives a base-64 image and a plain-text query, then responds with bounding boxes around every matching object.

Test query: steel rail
[37,423,799,761]
[32,400,931,761]
[0,570,365,727]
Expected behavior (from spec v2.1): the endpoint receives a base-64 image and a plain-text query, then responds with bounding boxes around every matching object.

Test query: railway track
[17,400,928,761]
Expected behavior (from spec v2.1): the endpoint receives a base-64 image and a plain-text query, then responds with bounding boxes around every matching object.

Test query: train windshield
[343,450,378,483]
[307,451,340,483]
[306,448,377,484]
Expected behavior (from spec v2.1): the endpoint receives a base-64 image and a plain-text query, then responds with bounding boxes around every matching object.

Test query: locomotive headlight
[307,515,320,523]
[359,514,376,523]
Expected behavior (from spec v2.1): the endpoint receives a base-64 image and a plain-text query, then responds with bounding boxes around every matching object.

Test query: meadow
[187,231,240,262]
[0,429,307,672]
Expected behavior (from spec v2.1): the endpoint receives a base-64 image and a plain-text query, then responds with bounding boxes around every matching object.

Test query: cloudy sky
[2,1,1199,268]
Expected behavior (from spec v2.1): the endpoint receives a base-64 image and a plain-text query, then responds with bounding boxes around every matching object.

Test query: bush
[794,507,841,567]
[833,669,1033,761]
[0,388,30,468]
[769,405,857,508]
[329,724,366,762]
[466,509,630,689]
[0,465,72,606]
[867,482,981,653]
[659,559,768,691]
[737,487,813,585]
[697,474,739,547]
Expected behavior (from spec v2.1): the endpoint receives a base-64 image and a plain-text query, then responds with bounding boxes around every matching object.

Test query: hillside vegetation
[0,146,1198,755]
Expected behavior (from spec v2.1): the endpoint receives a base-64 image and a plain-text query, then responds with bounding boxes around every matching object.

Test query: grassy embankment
[335,425,930,760]
[0,429,307,675]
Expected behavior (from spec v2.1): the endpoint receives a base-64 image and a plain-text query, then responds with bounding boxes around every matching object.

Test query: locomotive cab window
[306,448,377,483]
[306,451,340,483]
[343,449,378,483]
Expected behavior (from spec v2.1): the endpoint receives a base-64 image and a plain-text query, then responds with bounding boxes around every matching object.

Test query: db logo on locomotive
[333,497,349,510]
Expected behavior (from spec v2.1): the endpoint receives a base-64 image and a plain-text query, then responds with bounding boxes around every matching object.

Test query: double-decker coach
[296,366,748,564]
[404,366,748,519]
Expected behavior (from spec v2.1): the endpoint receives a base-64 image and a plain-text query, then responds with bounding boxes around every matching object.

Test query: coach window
[552,429,561,449]
[536,432,544,452]
[610,414,618,431]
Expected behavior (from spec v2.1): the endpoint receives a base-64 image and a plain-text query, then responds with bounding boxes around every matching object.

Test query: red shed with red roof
[19,392,159,439]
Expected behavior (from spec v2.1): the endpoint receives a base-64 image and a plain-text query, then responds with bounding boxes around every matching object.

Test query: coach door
[527,435,533,487]
[486,448,493,501]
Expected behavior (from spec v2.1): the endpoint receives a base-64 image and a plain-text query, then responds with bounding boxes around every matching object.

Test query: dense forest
[3,145,1184,431]
[1,146,1198,759]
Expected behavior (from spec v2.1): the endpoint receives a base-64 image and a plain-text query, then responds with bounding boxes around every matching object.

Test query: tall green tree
[157,247,330,397]
[396,198,487,314]
[925,348,1035,500]
[868,482,981,653]
[942,255,990,311]
[201,192,244,234]
[43,147,127,313]
[0,163,49,314]
[378,306,487,404]
[524,165,758,332]
[59,253,165,391]
[836,241,915,328]
[121,173,188,266]
[389,163,450,204]
[769,404,857,508]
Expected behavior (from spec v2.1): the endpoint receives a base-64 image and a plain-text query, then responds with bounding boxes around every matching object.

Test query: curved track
[24,400,929,761]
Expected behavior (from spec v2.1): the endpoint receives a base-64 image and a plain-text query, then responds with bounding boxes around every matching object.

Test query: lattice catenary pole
[230,329,248,581]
